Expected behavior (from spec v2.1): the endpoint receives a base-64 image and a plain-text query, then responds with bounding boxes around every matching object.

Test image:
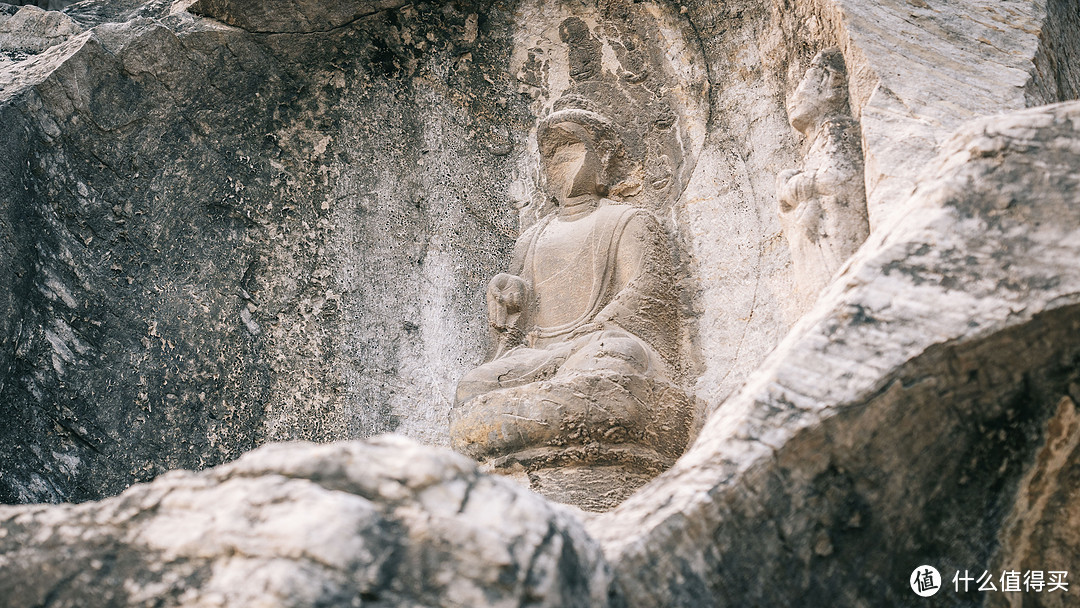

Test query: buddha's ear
[596,140,617,171]
[597,139,632,196]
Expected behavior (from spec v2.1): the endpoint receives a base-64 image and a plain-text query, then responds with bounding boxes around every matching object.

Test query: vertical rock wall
[0,1,528,503]
[3,0,1080,606]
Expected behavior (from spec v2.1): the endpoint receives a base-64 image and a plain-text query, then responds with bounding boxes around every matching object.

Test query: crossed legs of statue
[454,328,657,406]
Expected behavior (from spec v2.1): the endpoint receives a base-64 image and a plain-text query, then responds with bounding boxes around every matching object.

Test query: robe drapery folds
[456,202,679,405]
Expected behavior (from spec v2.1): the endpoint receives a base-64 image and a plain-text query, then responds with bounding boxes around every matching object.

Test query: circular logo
[910,565,942,597]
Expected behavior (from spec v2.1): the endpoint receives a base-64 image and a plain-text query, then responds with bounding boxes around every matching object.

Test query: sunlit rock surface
[0,436,620,607]
[1,0,1079,605]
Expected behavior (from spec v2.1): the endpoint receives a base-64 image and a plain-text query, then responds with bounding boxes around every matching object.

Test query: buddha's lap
[461,328,654,388]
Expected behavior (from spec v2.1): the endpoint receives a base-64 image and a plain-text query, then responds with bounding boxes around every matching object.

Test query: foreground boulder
[592,100,1080,607]
[0,436,620,608]
[0,0,523,504]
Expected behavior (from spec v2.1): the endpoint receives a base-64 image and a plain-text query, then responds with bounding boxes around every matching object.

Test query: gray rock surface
[0,436,620,607]
[188,0,410,34]
[4,1,76,12]
[593,99,1080,607]
[1,0,1080,605]
[0,1,525,503]
[0,4,82,57]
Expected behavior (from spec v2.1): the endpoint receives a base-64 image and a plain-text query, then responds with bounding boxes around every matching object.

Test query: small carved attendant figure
[450,107,692,511]
[777,48,870,296]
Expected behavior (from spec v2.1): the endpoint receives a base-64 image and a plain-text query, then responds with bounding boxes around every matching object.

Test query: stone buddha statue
[777,48,870,297]
[450,107,693,511]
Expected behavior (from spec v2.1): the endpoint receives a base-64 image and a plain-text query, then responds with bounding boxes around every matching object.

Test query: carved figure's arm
[777,168,817,212]
[806,120,864,196]
[486,273,529,357]
[778,119,865,212]
[485,222,540,356]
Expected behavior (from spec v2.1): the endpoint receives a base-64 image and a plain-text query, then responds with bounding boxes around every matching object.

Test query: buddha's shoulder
[597,202,660,230]
[593,201,644,222]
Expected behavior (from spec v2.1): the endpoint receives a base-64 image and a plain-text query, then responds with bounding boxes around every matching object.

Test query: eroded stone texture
[674,0,1080,412]
[0,2,527,503]
[991,395,1080,608]
[1028,0,1080,105]
[0,436,621,608]
[776,47,868,300]
[188,0,409,34]
[592,99,1080,607]
[4,1,75,12]
[0,4,82,58]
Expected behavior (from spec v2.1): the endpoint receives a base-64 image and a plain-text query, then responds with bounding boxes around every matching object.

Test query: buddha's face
[541,125,602,206]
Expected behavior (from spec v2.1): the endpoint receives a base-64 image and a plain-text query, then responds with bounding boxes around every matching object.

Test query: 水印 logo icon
[911,565,942,597]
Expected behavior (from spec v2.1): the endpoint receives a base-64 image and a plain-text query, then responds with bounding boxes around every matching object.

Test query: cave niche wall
[0,0,527,503]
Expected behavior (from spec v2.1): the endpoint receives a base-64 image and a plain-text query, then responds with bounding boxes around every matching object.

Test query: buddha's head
[537,108,623,207]
[787,48,849,135]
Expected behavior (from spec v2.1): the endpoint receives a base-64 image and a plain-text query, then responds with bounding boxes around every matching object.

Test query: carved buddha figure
[456,109,677,403]
[450,108,691,511]
[777,48,870,295]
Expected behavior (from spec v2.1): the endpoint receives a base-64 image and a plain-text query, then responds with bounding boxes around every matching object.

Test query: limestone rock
[677,0,1080,407]
[4,1,76,12]
[0,1,524,503]
[591,99,1080,607]
[1,0,1079,605]
[0,5,82,57]
[0,436,620,608]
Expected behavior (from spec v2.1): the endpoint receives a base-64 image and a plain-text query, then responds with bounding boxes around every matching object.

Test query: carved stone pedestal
[502,465,656,514]
[450,371,694,511]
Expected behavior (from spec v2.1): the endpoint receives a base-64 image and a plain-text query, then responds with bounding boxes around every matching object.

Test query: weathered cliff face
[597,98,1080,607]
[0,0,526,503]
[2,0,1080,606]
[675,0,1080,408]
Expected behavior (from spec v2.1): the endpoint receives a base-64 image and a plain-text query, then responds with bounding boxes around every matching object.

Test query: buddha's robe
[456,201,677,405]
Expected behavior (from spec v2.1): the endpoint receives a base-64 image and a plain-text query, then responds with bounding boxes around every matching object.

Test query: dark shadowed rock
[4,1,76,12]
[189,0,410,34]
[0,1,524,504]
